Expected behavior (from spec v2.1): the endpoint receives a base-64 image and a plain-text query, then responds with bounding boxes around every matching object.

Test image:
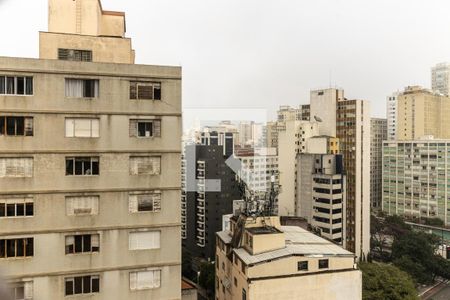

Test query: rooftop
[247,226,282,235]
[219,226,353,266]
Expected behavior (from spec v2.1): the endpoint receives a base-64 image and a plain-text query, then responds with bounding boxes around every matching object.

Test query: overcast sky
[1,0,450,119]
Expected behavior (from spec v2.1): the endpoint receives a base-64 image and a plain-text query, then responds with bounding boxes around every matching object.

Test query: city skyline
[2,0,450,118]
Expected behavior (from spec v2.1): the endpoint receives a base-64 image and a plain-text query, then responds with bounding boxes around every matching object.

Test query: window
[66,196,99,216]
[0,158,33,178]
[0,238,33,259]
[65,275,99,296]
[65,118,99,138]
[65,79,99,98]
[319,259,329,269]
[129,119,161,138]
[129,270,161,290]
[0,76,33,95]
[298,261,308,271]
[129,231,160,250]
[0,198,33,218]
[129,82,161,100]
[8,281,33,300]
[242,289,247,300]
[65,234,100,254]
[129,192,161,213]
[129,156,161,175]
[58,49,92,62]
[0,117,33,136]
[66,157,99,176]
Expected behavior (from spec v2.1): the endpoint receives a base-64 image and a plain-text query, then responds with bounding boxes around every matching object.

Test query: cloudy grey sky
[1,0,450,118]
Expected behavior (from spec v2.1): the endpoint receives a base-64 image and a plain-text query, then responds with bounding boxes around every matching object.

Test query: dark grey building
[181,144,240,259]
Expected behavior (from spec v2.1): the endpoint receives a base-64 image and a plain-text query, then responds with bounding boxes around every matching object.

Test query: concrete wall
[0,57,182,299]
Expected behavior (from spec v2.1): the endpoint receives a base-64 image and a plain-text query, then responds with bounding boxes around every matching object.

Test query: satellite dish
[314,115,323,122]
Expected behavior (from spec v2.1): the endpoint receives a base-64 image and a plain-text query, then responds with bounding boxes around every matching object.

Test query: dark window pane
[16,204,25,216]
[319,259,329,269]
[66,159,74,175]
[6,204,15,217]
[25,203,33,216]
[16,286,24,299]
[16,77,24,95]
[16,239,24,257]
[15,117,24,135]
[92,277,99,293]
[83,80,95,97]
[6,117,16,135]
[0,203,5,217]
[0,117,4,135]
[92,159,99,175]
[75,158,84,175]
[154,85,161,100]
[65,280,74,296]
[6,77,14,94]
[0,240,5,258]
[138,197,153,211]
[7,240,15,257]
[74,277,83,294]
[75,235,83,253]
[0,76,5,94]
[25,238,33,256]
[83,235,91,252]
[25,77,33,95]
[138,123,147,137]
[83,276,91,293]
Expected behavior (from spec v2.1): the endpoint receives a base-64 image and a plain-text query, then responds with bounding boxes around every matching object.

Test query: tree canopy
[360,262,419,300]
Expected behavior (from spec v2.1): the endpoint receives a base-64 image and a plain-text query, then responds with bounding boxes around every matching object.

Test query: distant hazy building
[432,62,450,96]
[0,0,182,299]
[387,92,399,140]
[277,120,320,216]
[397,86,450,140]
[337,99,371,259]
[181,145,240,259]
[310,88,344,137]
[297,154,346,244]
[382,139,450,225]
[216,215,361,300]
[371,118,387,209]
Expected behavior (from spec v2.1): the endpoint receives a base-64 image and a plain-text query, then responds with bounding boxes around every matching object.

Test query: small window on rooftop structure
[319,259,329,269]
[298,261,308,271]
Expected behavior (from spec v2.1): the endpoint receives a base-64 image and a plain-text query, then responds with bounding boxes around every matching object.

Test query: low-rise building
[215,215,361,300]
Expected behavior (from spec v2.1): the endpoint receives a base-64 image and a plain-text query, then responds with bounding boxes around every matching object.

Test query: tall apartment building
[397,86,450,140]
[181,145,240,260]
[0,1,182,299]
[386,92,399,140]
[336,99,371,259]
[310,88,344,137]
[371,118,387,209]
[277,120,320,216]
[382,139,450,226]
[432,62,450,96]
[215,215,361,300]
[297,154,346,244]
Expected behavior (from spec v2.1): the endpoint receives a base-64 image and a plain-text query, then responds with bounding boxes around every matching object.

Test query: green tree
[182,249,196,281]
[360,262,418,300]
[198,262,215,297]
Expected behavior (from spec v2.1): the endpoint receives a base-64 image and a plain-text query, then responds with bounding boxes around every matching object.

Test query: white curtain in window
[129,157,161,175]
[129,231,160,250]
[24,281,33,299]
[0,158,33,178]
[74,119,92,137]
[66,196,99,215]
[130,270,161,290]
[65,79,83,97]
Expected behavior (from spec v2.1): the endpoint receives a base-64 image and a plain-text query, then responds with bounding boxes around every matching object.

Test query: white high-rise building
[310,88,344,137]
[432,62,450,96]
[386,92,399,140]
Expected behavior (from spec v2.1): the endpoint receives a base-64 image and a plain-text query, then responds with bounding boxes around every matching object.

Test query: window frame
[65,118,100,138]
[0,198,34,218]
[65,157,100,176]
[65,234,100,255]
[318,259,329,269]
[65,78,99,98]
[0,238,34,259]
[297,261,308,271]
[58,49,93,62]
[0,76,33,96]
[64,275,100,296]
[0,116,34,136]
[129,81,161,100]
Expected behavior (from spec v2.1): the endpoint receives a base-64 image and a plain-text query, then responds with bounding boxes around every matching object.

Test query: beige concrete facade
[216,216,361,300]
[0,1,181,299]
[397,86,450,140]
